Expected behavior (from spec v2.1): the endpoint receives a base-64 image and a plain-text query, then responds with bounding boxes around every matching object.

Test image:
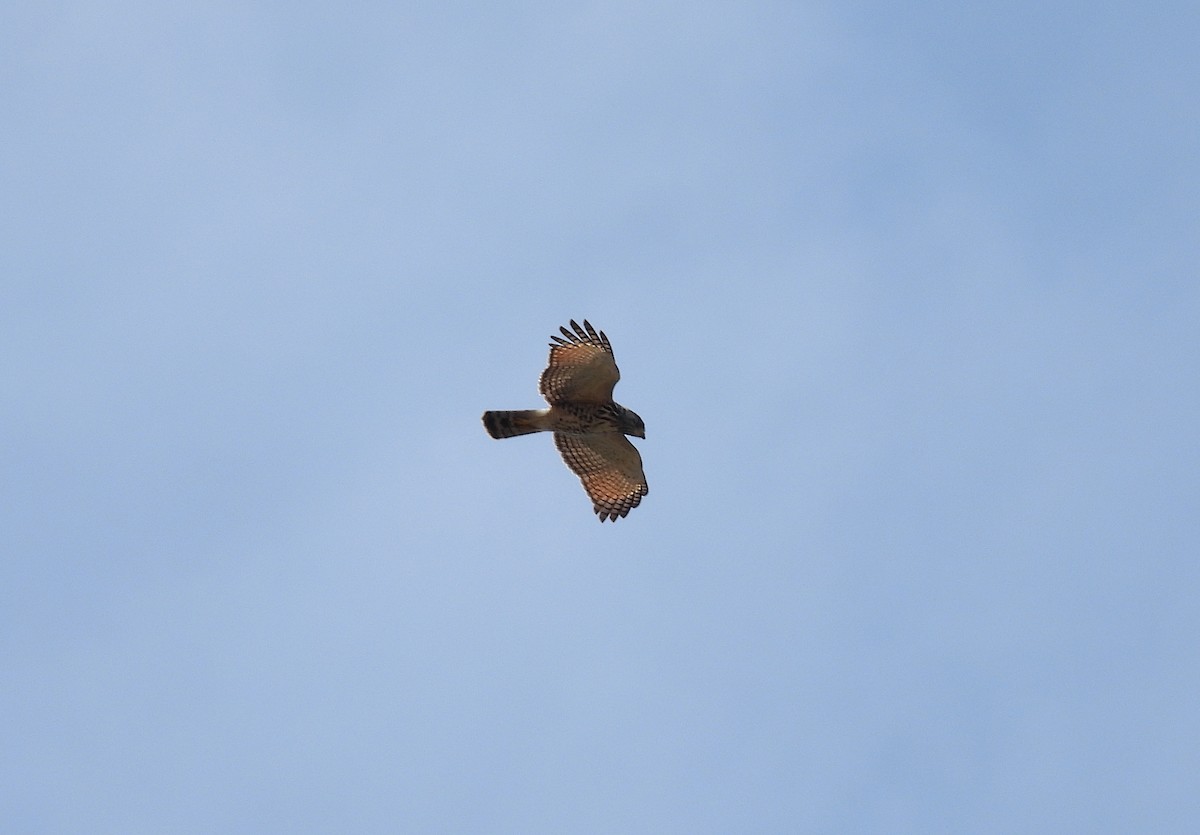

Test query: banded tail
[482,409,550,439]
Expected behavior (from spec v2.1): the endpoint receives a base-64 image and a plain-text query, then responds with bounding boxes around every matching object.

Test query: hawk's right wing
[554,432,648,522]
[539,320,620,405]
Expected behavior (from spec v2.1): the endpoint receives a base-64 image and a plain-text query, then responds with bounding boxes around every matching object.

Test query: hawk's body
[482,320,648,521]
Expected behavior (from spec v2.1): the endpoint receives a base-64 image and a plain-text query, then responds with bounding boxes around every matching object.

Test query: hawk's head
[619,407,646,439]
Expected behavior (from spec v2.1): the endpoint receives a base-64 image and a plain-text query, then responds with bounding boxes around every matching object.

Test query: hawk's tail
[482,409,549,439]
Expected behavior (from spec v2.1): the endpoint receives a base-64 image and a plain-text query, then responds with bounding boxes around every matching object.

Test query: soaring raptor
[482,320,648,521]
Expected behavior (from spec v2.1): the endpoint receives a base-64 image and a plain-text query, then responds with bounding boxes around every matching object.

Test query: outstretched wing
[539,319,619,405]
[554,432,648,522]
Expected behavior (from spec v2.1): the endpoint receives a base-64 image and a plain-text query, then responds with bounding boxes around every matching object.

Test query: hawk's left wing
[553,432,648,522]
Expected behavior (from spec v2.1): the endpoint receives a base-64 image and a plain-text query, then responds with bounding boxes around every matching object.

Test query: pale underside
[535,321,648,520]
[482,321,648,520]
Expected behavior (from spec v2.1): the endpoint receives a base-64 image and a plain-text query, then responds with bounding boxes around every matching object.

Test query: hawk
[482,320,648,522]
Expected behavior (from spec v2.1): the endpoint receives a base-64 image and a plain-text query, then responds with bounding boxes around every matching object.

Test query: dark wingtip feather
[549,319,612,353]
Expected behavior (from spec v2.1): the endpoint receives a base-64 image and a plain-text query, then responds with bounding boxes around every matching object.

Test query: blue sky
[3,2,1198,832]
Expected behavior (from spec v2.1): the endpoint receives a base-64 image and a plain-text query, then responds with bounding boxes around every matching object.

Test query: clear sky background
[3,2,1198,832]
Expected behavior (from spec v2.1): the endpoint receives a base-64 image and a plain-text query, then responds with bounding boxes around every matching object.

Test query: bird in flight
[482,320,648,521]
